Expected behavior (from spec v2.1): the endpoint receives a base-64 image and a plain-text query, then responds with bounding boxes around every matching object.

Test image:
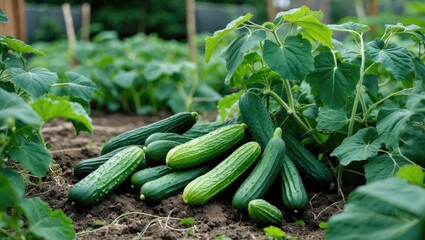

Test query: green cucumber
[232,127,286,210]
[239,91,275,149]
[130,165,174,189]
[282,134,333,185]
[166,123,247,169]
[145,133,193,146]
[68,146,145,206]
[279,154,308,213]
[73,146,148,179]
[145,140,181,165]
[182,142,261,206]
[182,117,242,138]
[101,112,198,154]
[139,165,210,204]
[248,199,283,227]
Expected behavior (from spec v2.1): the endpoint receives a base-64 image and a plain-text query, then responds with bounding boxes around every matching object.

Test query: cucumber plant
[0,10,96,239]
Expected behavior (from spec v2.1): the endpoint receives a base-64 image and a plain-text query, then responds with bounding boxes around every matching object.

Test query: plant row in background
[29,31,230,115]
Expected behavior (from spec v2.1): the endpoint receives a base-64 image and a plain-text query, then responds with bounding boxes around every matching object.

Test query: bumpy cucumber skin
[182,117,242,138]
[239,92,275,149]
[139,165,210,204]
[145,133,193,146]
[130,165,174,189]
[282,134,333,185]
[101,112,198,154]
[145,140,181,165]
[182,142,261,206]
[248,199,283,227]
[166,123,247,169]
[68,146,145,206]
[279,154,308,213]
[232,128,286,211]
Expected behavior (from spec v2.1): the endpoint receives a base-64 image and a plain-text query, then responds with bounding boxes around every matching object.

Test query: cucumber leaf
[3,38,45,56]
[0,168,25,210]
[0,88,42,126]
[19,198,75,240]
[331,127,382,166]
[9,139,52,177]
[62,72,97,101]
[205,13,253,63]
[263,35,314,80]
[316,108,348,132]
[326,178,425,240]
[31,95,93,134]
[306,51,359,109]
[328,22,370,34]
[364,153,409,183]
[398,123,425,166]
[113,70,138,88]
[396,165,425,186]
[221,29,266,81]
[376,108,413,149]
[217,90,243,121]
[365,39,414,81]
[10,67,58,99]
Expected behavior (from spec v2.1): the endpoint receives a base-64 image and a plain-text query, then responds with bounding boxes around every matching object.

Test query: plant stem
[347,33,366,137]
[130,86,142,114]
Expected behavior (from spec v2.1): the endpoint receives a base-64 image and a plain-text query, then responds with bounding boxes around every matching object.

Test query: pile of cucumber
[68,92,334,227]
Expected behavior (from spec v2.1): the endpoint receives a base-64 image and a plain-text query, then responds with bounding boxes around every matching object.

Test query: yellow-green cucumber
[166,123,247,169]
[130,165,174,189]
[248,199,283,227]
[279,154,308,213]
[145,140,181,165]
[139,165,210,204]
[68,146,145,206]
[182,142,261,206]
[101,112,198,154]
[232,127,286,210]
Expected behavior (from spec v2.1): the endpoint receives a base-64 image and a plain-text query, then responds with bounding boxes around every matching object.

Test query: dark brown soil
[27,110,345,240]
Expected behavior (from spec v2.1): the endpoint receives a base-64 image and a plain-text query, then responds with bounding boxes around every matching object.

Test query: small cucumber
[232,127,286,211]
[139,165,210,204]
[282,134,333,185]
[145,133,193,146]
[130,165,174,189]
[68,146,145,206]
[279,154,308,213]
[166,123,247,169]
[145,140,181,165]
[182,142,261,206]
[101,112,198,154]
[239,91,275,149]
[248,199,283,227]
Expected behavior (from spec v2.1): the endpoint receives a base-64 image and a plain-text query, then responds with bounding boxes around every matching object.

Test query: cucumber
[183,117,242,138]
[166,123,247,169]
[279,154,308,213]
[182,142,261,206]
[139,165,210,204]
[145,133,193,146]
[282,134,333,185]
[130,165,174,189]
[239,91,274,149]
[248,199,283,227]
[101,112,198,154]
[68,146,145,206]
[145,140,181,165]
[232,127,286,211]
[73,146,148,179]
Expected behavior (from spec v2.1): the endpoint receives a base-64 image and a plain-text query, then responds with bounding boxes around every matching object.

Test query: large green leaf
[221,29,266,80]
[331,127,382,166]
[316,108,348,132]
[144,61,194,81]
[3,38,45,56]
[225,52,262,87]
[205,13,253,63]
[328,22,370,34]
[9,140,52,177]
[263,35,314,80]
[364,153,409,183]
[2,52,24,69]
[306,51,359,109]
[365,39,414,81]
[412,57,425,82]
[396,165,425,186]
[326,178,425,240]
[279,6,332,49]
[32,95,93,134]
[19,198,75,240]
[217,90,243,120]
[113,70,137,88]
[63,71,97,102]
[0,168,24,210]
[0,88,42,126]
[398,123,425,167]
[10,68,58,99]
[376,108,413,149]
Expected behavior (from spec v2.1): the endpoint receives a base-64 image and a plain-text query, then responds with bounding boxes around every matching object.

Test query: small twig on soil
[312,201,343,220]
[309,193,318,210]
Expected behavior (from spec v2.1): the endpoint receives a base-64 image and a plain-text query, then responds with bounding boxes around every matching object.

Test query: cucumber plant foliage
[0,11,96,239]
[208,5,424,239]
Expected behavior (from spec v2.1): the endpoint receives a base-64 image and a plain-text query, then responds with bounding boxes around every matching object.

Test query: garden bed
[28,110,344,240]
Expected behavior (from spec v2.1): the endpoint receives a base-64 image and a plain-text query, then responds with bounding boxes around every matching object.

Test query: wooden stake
[0,0,26,41]
[186,0,196,63]
[62,3,78,67]
[81,3,91,41]
[267,0,277,21]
